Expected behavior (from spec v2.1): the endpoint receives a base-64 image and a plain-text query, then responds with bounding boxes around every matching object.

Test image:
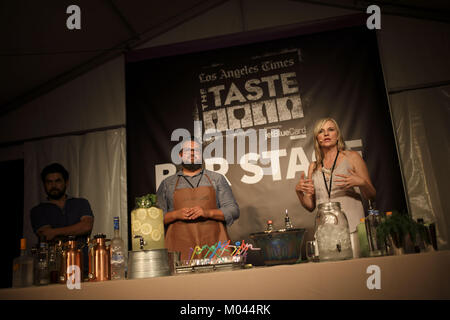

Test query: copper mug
[89,234,111,281]
[59,236,84,284]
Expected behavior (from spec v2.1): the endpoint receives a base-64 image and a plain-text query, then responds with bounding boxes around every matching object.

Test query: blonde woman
[295,117,376,235]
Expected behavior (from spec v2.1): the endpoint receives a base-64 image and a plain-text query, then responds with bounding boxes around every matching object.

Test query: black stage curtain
[126,19,407,248]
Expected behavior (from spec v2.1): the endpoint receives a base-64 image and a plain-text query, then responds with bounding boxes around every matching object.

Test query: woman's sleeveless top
[312,157,364,232]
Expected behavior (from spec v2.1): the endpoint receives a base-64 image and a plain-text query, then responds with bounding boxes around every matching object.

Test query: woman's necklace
[321,166,332,177]
[321,150,340,199]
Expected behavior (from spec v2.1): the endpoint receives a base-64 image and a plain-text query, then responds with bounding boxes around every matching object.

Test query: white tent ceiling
[0,0,449,117]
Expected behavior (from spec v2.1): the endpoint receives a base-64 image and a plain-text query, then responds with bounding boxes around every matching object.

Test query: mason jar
[314,202,353,262]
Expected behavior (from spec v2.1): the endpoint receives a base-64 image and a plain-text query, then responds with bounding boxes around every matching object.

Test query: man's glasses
[181,148,202,154]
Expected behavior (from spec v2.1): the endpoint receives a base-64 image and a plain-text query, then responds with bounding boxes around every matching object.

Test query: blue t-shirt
[30,196,94,241]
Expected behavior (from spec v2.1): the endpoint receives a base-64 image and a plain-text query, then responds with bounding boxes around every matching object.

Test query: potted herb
[376,211,424,255]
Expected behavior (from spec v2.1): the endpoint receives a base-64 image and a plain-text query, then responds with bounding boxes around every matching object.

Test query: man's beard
[47,188,66,200]
[181,162,203,172]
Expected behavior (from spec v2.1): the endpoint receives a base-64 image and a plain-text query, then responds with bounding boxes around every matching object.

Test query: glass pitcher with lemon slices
[131,194,165,251]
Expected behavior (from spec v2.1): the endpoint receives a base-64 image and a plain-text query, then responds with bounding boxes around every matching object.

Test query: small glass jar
[314,202,353,262]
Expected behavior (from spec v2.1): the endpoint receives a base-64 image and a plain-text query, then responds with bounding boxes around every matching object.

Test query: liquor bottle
[31,245,38,285]
[265,220,274,233]
[36,238,50,285]
[383,211,394,255]
[111,217,127,280]
[415,218,429,253]
[424,221,438,251]
[48,242,60,283]
[365,201,385,256]
[284,209,294,230]
[12,238,34,288]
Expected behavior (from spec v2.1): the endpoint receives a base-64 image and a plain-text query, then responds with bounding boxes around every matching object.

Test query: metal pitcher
[88,234,111,281]
[59,236,83,284]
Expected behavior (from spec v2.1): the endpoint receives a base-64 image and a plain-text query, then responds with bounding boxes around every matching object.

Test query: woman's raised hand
[296,171,315,197]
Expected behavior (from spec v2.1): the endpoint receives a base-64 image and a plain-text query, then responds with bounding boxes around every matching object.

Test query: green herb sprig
[376,211,427,247]
[135,194,157,209]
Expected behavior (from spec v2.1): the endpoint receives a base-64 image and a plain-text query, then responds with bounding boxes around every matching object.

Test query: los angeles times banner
[126,25,406,252]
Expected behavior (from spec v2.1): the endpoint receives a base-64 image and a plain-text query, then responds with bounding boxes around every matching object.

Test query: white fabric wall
[390,86,450,249]
[0,0,448,250]
[23,128,128,248]
[377,15,450,248]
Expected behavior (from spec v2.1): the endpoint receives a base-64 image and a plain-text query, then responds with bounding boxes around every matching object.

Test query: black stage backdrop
[126,22,407,251]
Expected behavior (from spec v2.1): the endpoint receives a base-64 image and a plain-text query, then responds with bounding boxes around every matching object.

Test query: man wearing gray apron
[157,138,240,261]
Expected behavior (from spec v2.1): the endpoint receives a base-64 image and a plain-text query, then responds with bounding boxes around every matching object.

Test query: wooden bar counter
[1,250,449,300]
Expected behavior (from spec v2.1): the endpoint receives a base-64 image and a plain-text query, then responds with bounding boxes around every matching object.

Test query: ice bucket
[249,228,306,265]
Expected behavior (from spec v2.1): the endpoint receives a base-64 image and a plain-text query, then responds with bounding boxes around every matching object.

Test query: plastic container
[357,218,370,257]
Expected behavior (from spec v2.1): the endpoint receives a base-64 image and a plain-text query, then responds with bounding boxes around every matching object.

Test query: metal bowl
[128,249,170,279]
[249,228,306,265]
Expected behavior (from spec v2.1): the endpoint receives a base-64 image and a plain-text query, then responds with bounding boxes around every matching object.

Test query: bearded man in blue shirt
[30,163,94,244]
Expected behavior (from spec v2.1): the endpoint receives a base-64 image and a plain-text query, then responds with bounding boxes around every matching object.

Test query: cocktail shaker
[88,234,111,281]
[59,236,83,285]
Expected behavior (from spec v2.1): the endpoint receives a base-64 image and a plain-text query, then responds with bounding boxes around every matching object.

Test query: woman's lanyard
[182,171,204,189]
[321,150,340,199]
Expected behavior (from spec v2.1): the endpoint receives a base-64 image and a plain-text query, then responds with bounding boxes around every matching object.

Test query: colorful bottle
[111,217,127,280]
[12,238,34,288]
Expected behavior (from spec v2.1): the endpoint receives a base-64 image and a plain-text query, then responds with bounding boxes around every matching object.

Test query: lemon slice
[148,207,161,219]
[151,229,161,241]
[132,220,141,232]
[140,223,152,235]
[136,208,148,220]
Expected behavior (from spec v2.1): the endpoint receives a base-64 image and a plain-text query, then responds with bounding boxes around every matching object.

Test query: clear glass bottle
[415,218,428,253]
[315,202,353,261]
[383,211,396,255]
[12,238,34,288]
[265,220,274,233]
[365,204,386,256]
[284,209,294,230]
[48,242,60,283]
[31,245,39,285]
[111,217,127,280]
[36,239,50,285]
